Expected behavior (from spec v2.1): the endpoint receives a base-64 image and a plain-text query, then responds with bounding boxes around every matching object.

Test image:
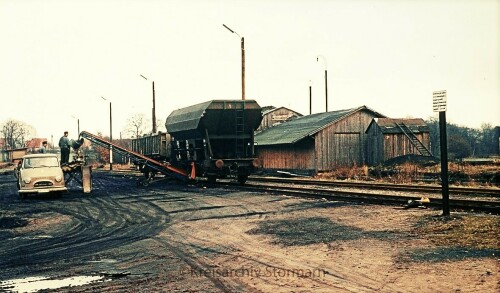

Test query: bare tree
[0,119,35,149]
[124,113,148,138]
[155,117,166,133]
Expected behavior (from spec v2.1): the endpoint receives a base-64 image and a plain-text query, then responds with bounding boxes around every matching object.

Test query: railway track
[219,177,500,214]
[248,176,500,197]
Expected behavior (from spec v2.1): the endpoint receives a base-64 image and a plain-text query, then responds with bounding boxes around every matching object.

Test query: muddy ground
[0,171,498,292]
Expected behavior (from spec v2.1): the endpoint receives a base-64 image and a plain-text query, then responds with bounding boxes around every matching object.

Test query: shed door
[334,133,361,167]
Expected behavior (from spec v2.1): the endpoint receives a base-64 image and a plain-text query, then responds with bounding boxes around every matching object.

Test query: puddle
[10,235,53,240]
[0,275,106,292]
[88,258,118,264]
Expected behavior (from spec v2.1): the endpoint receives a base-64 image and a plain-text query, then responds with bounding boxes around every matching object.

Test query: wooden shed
[256,106,303,132]
[365,118,432,165]
[254,106,385,173]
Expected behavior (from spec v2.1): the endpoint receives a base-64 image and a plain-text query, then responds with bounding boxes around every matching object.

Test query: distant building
[1,148,28,163]
[255,106,385,173]
[256,106,303,132]
[0,138,28,162]
[365,118,431,165]
[26,138,48,153]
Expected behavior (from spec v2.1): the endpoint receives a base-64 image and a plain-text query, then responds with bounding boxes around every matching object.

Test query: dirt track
[0,171,498,292]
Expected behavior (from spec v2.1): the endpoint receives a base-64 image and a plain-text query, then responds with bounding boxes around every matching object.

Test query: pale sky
[1,0,499,143]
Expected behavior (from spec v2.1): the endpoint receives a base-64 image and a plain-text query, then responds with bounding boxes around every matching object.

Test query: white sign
[433,90,447,112]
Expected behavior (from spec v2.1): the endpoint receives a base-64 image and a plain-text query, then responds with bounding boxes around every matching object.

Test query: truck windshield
[24,157,59,168]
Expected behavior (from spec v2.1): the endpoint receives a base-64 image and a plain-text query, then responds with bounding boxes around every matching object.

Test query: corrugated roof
[255,106,384,146]
[370,118,429,134]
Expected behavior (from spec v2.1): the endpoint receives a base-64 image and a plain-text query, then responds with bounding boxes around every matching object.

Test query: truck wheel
[237,175,248,185]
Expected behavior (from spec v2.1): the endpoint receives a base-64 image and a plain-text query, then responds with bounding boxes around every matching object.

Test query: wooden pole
[439,111,449,215]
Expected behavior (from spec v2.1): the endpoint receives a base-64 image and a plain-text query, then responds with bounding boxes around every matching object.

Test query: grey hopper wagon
[166,99,262,183]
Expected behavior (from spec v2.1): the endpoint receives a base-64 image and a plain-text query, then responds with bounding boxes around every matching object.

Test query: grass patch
[404,247,498,262]
[414,214,500,250]
[399,213,500,262]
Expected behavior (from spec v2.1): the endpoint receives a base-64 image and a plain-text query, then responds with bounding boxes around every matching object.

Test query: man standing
[39,141,48,153]
[59,131,70,164]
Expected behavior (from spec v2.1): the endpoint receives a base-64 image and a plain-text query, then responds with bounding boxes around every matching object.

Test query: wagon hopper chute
[166,99,262,183]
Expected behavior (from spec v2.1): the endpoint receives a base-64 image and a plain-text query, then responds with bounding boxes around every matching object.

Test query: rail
[222,181,500,214]
[79,131,188,181]
[249,176,500,197]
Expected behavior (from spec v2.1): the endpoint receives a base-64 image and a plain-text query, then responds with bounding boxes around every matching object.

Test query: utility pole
[309,81,312,115]
[109,101,113,171]
[223,24,245,100]
[317,55,328,112]
[101,96,113,171]
[140,74,156,133]
[152,81,156,133]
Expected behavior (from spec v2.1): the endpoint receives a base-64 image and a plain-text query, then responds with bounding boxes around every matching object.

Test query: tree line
[426,118,499,160]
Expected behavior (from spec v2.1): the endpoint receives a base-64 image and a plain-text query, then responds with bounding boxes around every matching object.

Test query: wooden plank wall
[366,125,431,165]
[365,124,384,165]
[383,132,430,160]
[257,139,315,170]
[257,108,301,132]
[315,110,377,171]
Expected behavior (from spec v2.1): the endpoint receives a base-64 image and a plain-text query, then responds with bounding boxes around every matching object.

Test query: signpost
[433,90,449,216]
[433,90,447,112]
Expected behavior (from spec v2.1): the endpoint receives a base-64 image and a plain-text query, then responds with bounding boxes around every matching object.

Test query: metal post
[140,75,157,133]
[77,119,80,135]
[309,84,312,115]
[439,111,449,215]
[317,55,328,112]
[241,37,245,101]
[324,69,328,112]
[109,102,113,171]
[223,24,245,101]
[152,81,157,133]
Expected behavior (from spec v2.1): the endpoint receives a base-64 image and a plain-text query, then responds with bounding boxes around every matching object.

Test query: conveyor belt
[79,131,188,181]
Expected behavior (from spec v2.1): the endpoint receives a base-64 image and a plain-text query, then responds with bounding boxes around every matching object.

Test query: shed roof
[255,106,385,146]
[262,106,303,116]
[367,118,429,134]
[261,106,276,113]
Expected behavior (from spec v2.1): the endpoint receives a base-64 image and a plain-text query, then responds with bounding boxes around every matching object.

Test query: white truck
[15,153,67,199]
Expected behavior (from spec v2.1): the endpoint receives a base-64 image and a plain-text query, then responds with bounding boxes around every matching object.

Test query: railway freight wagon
[166,99,262,183]
[131,132,171,161]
